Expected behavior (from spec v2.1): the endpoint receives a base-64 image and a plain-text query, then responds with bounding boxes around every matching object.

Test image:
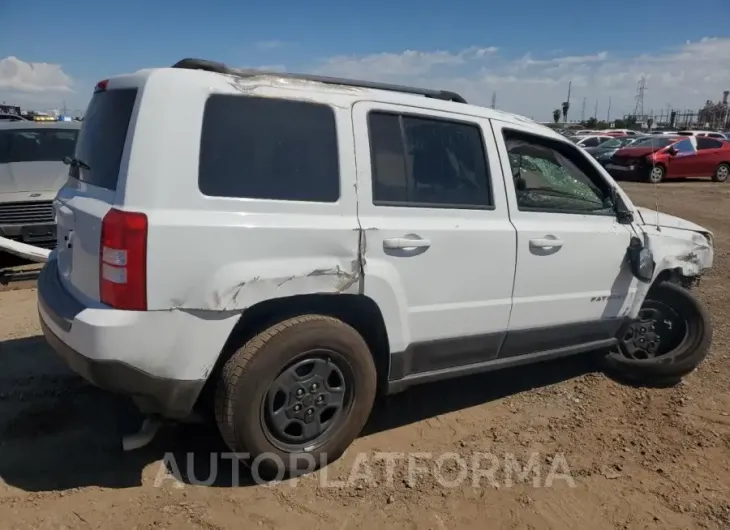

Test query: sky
[1,0,729,121]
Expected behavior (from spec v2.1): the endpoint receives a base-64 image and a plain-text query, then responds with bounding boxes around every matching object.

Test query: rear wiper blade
[63,156,91,170]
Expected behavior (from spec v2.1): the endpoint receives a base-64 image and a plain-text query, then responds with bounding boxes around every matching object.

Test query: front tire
[646,164,666,183]
[214,315,377,479]
[712,163,729,182]
[604,282,712,384]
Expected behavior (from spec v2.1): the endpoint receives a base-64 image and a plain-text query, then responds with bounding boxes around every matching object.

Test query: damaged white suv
[38,58,714,476]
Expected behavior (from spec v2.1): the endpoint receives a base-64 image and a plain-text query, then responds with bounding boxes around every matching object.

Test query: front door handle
[383,237,431,250]
[529,237,564,249]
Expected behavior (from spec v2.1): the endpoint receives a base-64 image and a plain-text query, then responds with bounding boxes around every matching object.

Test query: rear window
[198,94,339,202]
[0,128,78,163]
[71,88,137,190]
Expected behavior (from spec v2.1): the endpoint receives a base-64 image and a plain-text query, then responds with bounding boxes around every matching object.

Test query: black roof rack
[171,58,468,104]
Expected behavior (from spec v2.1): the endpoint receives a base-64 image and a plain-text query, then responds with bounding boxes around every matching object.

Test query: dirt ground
[0,181,729,530]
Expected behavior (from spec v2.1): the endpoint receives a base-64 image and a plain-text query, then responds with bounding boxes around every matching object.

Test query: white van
[38,58,714,476]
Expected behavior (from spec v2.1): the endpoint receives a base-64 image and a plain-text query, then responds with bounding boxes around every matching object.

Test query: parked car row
[603,135,730,183]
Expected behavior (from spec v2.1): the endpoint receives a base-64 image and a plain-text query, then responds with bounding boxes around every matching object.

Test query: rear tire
[712,163,729,182]
[214,315,377,479]
[604,282,712,384]
[646,164,665,183]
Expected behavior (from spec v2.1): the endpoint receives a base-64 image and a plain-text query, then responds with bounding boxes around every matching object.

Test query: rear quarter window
[198,94,340,202]
[71,88,137,191]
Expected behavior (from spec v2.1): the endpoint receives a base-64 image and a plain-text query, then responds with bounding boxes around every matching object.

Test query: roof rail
[171,58,468,104]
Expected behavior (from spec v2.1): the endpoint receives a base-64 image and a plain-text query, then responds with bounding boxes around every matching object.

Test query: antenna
[491,91,496,109]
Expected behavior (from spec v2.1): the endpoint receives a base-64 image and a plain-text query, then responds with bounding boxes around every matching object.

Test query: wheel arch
[199,293,392,406]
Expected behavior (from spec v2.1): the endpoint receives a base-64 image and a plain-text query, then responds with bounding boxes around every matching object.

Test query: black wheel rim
[261,350,353,451]
[619,300,688,360]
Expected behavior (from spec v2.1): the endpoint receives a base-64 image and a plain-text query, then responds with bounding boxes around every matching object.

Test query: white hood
[635,207,709,234]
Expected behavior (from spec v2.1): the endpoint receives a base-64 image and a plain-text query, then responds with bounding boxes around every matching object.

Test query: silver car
[0,121,80,267]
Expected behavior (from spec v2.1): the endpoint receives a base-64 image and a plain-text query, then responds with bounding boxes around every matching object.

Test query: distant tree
[553,109,561,124]
[624,115,639,130]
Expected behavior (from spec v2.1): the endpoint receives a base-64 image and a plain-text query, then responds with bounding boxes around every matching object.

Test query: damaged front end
[624,207,713,320]
[635,206,714,285]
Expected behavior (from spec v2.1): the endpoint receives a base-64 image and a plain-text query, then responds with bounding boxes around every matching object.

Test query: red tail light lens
[100,208,148,310]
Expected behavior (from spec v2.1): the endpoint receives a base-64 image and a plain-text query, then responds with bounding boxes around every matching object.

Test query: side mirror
[627,238,655,282]
[63,156,72,166]
[666,146,677,156]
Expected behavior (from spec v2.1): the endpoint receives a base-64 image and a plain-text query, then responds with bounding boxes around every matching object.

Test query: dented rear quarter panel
[137,75,409,359]
[130,75,364,313]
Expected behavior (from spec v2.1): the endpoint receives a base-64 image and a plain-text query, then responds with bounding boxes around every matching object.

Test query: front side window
[504,130,614,215]
[368,111,492,209]
[672,138,696,156]
[0,128,78,164]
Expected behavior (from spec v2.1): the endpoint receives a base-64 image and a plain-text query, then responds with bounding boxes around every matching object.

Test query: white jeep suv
[38,58,714,476]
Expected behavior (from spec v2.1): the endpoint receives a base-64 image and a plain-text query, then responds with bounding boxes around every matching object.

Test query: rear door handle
[383,237,431,250]
[529,237,564,249]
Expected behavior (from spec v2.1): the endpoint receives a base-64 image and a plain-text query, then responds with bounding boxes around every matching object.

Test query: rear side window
[696,137,723,150]
[71,88,137,190]
[0,129,78,163]
[198,95,339,202]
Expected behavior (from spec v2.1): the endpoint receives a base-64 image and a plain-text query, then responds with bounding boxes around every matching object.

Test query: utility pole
[607,97,611,122]
[561,81,571,123]
[581,97,586,122]
[491,91,496,109]
[594,100,598,120]
[633,77,646,119]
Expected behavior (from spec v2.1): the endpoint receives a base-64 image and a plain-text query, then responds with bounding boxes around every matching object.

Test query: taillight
[100,208,148,310]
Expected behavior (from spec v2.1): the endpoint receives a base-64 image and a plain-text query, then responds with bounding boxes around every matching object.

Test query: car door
[695,137,724,176]
[665,138,699,177]
[352,102,517,377]
[489,119,637,358]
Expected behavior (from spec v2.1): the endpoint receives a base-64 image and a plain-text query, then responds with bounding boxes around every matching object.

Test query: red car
[605,136,730,183]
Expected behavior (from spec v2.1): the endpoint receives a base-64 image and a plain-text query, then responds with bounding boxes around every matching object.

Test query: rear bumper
[37,259,208,419]
[40,317,203,418]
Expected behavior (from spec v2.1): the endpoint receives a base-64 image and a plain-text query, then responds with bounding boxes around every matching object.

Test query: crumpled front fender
[627,225,713,319]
